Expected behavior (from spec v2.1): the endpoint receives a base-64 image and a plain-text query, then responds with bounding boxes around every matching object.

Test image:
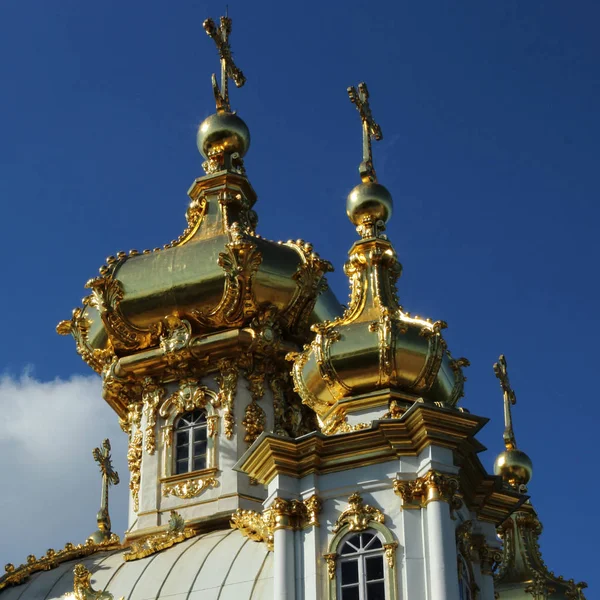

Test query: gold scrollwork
[127,430,143,512]
[191,223,262,328]
[124,511,194,561]
[56,305,115,374]
[163,476,218,499]
[383,542,398,568]
[68,563,124,600]
[85,269,162,352]
[242,400,266,445]
[324,553,337,580]
[282,239,333,334]
[332,492,384,533]
[394,470,462,516]
[0,536,120,592]
[216,359,238,439]
[142,378,165,455]
[231,495,322,550]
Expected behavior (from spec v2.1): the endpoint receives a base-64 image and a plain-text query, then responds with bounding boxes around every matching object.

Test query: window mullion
[188,426,194,472]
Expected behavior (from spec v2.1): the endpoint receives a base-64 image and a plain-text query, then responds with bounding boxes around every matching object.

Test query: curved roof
[0,529,272,600]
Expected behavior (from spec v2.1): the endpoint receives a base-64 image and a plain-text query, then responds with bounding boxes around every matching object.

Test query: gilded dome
[57,111,342,417]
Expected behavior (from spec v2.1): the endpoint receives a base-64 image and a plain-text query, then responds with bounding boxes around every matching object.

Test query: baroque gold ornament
[88,439,119,544]
[216,359,238,439]
[332,492,384,533]
[66,563,124,600]
[127,430,143,512]
[124,511,195,561]
[162,476,218,499]
[141,378,164,455]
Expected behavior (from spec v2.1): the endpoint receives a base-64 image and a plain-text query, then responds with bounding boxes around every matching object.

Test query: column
[272,499,296,600]
[423,472,460,600]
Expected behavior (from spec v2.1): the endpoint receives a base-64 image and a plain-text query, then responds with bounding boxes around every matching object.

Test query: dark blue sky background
[1,0,598,591]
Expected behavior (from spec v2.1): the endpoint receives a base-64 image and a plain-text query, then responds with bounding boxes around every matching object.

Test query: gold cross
[347,82,383,183]
[204,15,246,113]
[91,439,119,541]
[493,355,518,451]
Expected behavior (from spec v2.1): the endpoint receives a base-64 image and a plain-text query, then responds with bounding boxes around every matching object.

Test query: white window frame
[173,409,209,475]
[337,531,387,600]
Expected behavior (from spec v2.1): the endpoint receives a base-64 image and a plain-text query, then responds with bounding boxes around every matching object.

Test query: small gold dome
[197,112,250,159]
[494,449,533,487]
[347,181,393,227]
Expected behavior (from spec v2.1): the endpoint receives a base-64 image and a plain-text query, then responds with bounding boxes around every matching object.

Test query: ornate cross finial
[203,15,246,113]
[347,82,383,183]
[90,439,119,543]
[493,355,518,451]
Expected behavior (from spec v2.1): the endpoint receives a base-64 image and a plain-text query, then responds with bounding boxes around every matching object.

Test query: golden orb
[346,182,393,226]
[197,112,250,159]
[494,449,533,487]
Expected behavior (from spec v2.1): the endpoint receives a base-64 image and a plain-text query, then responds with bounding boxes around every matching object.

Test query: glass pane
[193,441,207,457]
[176,443,189,460]
[194,427,207,442]
[193,455,207,471]
[341,586,359,600]
[360,532,374,548]
[367,536,382,549]
[340,560,359,584]
[176,459,188,475]
[341,535,361,554]
[176,431,188,446]
[366,556,384,581]
[366,581,385,600]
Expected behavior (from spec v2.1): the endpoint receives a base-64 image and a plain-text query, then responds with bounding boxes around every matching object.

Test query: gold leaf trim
[332,492,384,533]
[163,476,218,499]
[124,511,194,561]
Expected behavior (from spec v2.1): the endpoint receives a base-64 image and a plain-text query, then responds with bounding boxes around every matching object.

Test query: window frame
[337,531,387,600]
[158,384,220,482]
[326,522,398,600]
[173,409,209,475]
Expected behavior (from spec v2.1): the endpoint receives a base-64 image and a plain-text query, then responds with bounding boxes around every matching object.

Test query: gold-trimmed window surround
[325,492,398,600]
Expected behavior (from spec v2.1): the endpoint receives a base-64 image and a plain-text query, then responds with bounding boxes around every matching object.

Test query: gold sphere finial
[494,448,533,488]
[346,182,393,236]
[196,112,250,160]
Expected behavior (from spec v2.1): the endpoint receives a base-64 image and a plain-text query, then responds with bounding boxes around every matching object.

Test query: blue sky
[0,0,598,591]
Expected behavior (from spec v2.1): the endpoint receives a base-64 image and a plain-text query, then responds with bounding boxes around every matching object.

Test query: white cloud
[0,371,129,568]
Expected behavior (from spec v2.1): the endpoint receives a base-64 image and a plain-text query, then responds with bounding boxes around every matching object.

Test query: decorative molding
[231,495,322,550]
[383,542,398,568]
[162,476,218,499]
[190,224,262,328]
[332,492,384,533]
[124,511,194,561]
[127,430,143,512]
[0,536,120,592]
[68,563,124,600]
[56,305,115,374]
[394,470,462,516]
[324,553,337,580]
[242,400,266,444]
[142,378,164,455]
[85,267,162,352]
[216,359,238,439]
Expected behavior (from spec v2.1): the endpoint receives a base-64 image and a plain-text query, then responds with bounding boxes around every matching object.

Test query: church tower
[0,13,588,600]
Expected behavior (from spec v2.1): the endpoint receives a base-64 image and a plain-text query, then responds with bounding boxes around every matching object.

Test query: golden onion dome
[288,82,469,435]
[57,109,342,415]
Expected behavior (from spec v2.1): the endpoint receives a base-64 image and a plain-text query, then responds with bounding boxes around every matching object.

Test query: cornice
[235,403,524,525]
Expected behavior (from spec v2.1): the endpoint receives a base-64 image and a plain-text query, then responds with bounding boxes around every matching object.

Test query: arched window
[174,409,207,474]
[338,531,387,600]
